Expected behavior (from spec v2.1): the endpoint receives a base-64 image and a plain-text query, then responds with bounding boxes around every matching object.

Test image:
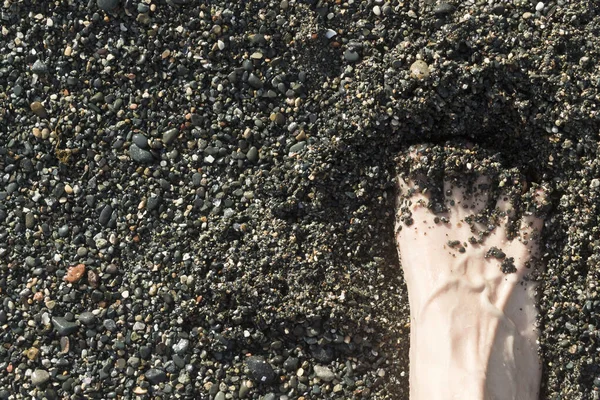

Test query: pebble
[246,356,276,384]
[31,60,48,75]
[536,2,545,11]
[162,128,179,145]
[132,133,149,149]
[78,312,96,325]
[30,102,48,118]
[173,338,189,354]
[103,319,118,332]
[410,60,430,79]
[99,204,113,226]
[145,369,167,384]
[248,73,264,89]
[65,264,86,283]
[31,369,50,386]
[246,146,259,162]
[433,2,455,16]
[52,316,79,336]
[97,0,119,11]
[129,144,154,163]
[289,141,306,154]
[314,365,335,382]
[344,49,360,62]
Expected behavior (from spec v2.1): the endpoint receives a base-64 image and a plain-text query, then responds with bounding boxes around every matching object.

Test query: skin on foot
[395,144,547,400]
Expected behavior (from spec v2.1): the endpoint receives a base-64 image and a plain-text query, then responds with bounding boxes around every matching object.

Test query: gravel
[1,0,599,399]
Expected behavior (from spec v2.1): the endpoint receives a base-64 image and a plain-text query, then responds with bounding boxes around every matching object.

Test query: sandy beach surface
[1,0,599,398]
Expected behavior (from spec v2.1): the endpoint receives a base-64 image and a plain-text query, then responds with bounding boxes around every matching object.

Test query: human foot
[395,143,549,400]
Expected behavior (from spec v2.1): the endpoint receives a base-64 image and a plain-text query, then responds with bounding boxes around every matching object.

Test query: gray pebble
[246,146,259,162]
[289,141,306,154]
[52,317,79,336]
[434,2,455,16]
[132,133,149,149]
[31,60,48,75]
[103,319,118,332]
[145,368,167,384]
[97,0,119,11]
[173,338,190,354]
[246,356,275,384]
[248,73,264,89]
[99,204,112,226]
[344,49,360,62]
[78,312,96,325]
[129,144,154,163]
[31,369,50,386]
[162,128,179,145]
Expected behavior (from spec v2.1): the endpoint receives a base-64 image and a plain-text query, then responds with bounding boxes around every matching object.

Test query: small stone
[535,2,544,11]
[373,5,381,16]
[99,204,113,225]
[173,338,190,354]
[162,128,179,145]
[433,2,455,16]
[31,369,50,386]
[103,319,118,332]
[247,146,259,162]
[270,112,285,125]
[25,213,35,229]
[313,365,335,382]
[31,60,48,75]
[78,312,96,325]
[289,141,306,154]
[246,356,275,384]
[190,114,203,126]
[90,92,104,104]
[129,144,154,163]
[97,0,119,12]
[248,73,263,89]
[52,316,79,336]
[410,60,430,79]
[283,357,299,371]
[26,347,40,360]
[88,269,100,288]
[145,368,167,384]
[30,102,48,118]
[132,133,149,149]
[65,264,86,283]
[344,49,360,62]
[147,195,161,211]
[215,392,226,400]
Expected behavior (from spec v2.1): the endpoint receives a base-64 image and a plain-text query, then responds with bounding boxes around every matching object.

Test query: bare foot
[395,143,547,400]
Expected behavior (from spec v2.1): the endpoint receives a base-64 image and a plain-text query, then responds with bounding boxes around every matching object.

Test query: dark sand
[0,0,599,398]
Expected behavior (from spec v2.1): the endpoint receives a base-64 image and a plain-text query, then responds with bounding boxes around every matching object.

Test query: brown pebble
[30,101,48,118]
[65,264,86,283]
[26,347,39,360]
[32,127,42,138]
[60,336,70,353]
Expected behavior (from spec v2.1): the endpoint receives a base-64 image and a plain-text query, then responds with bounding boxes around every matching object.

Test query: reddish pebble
[65,264,85,283]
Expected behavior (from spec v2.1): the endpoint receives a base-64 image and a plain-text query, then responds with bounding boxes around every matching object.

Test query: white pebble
[535,2,544,11]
